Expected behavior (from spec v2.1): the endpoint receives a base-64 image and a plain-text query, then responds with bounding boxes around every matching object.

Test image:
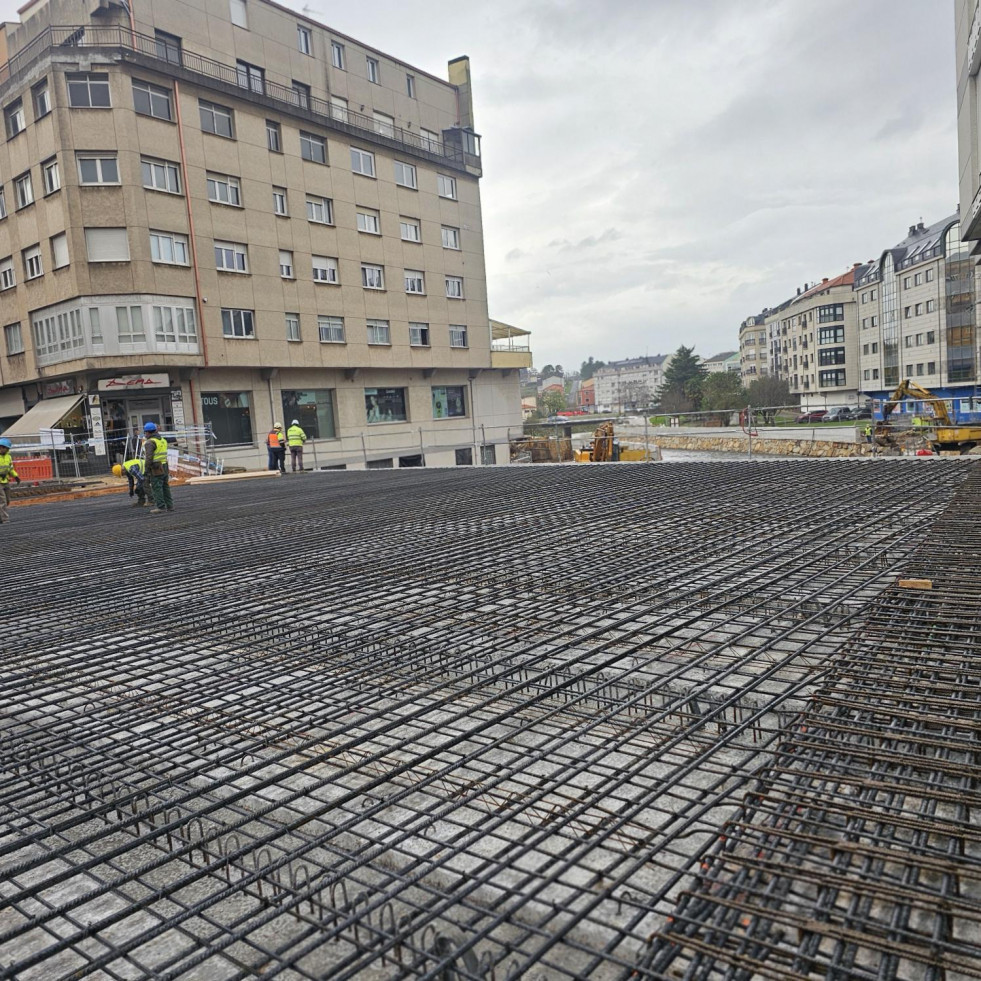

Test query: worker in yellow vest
[266,423,286,473]
[143,422,174,514]
[112,457,147,507]
[286,419,307,472]
[0,437,21,524]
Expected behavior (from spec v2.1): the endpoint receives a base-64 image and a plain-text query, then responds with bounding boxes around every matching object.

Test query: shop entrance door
[129,398,164,434]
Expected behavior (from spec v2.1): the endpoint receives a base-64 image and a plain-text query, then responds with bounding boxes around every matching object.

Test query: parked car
[795,409,828,424]
[852,405,873,420]
[824,406,854,422]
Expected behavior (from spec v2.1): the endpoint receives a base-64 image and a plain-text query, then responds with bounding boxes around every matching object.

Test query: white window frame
[67,73,111,108]
[409,322,429,347]
[400,218,421,243]
[445,276,464,299]
[285,313,301,342]
[32,81,50,119]
[441,225,460,250]
[133,78,172,120]
[357,209,380,234]
[229,0,248,29]
[42,158,61,195]
[366,319,390,345]
[331,41,345,70]
[149,230,189,265]
[297,24,311,54]
[420,128,440,152]
[279,249,294,279]
[366,56,379,83]
[23,244,43,280]
[14,172,34,209]
[373,111,395,137]
[361,264,384,290]
[4,99,25,138]
[351,147,375,177]
[77,153,119,185]
[207,172,242,206]
[330,95,348,122]
[306,195,333,224]
[214,240,249,273]
[437,174,457,200]
[222,308,255,338]
[199,99,234,138]
[300,130,327,164]
[272,186,288,215]
[449,325,468,348]
[266,119,281,152]
[4,322,24,355]
[50,232,69,269]
[84,228,129,263]
[394,161,417,188]
[404,270,425,294]
[0,187,6,220]
[406,74,415,98]
[0,257,14,290]
[318,315,344,343]
[142,156,181,193]
[312,255,339,284]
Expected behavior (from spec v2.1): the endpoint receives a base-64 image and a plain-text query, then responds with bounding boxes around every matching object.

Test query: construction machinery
[875,378,981,453]
[573,421,653,462]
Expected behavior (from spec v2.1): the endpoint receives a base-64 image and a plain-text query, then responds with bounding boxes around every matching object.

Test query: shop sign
[43,380,75,397]
[88,395,106,457]
[170,389,186,432]
[98,374,170,392]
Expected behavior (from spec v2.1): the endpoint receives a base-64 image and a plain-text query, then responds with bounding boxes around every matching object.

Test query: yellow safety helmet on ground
[112,464,123,477]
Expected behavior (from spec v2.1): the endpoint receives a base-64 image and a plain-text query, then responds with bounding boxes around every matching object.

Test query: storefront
[96,374,176,462]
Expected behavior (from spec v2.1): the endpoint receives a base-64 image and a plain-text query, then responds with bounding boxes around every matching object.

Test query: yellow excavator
[875,379,981,453]
[574,421,653,462]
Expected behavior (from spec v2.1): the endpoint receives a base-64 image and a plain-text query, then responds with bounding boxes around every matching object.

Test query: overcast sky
[1,0,958,373]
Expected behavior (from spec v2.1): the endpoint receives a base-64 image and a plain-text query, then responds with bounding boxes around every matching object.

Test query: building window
[404,269,425,294]
[150,304,197,344]
[903,276,911,289]
[42,158,60,195]
[331,41,345,69]
[207,172,242,206]
[14,172,33,209]
[32,80,50,119]
[0,188,6,219]
[915,302,923,315]
[406,74,415,98]
[818,368,846,387]
[155,30,182,65]
[285,313,301,342]
[817,325,844,345]
[235,60,265,94]
[437,174,457,199]
[421,128,440,152]
[272,186,288,215]
[361,263,384,289]
[357,208,380,233]
[400,217,421,242]
[149,230,189,264]
[300,130,326,163]
[904,305,912,319]
[23,244,43,280]
[281,389,336,438]
[926,330,936,343]
[441,225,460,250]
[373,111,395,137]
[927,361,936,373]
[817,346,846,367]
[50,232,69,269]
[229,0,248,28]
[432,385,466,419]
[221,308,254,338]
[817,303,844,323]
[84,227,129,262]
[142,156,181,193]
[351,147,375,176]
[133,79,172,120]
[366,56,379,83]
[318,316,344,343]
[68,73,110,108]
[366,319,390,344]
[365,387,406,423]
[292,80,310,108]
[926,268,935,282]
[394,161,417,188]
[455,448,473,466]
[914,272,923,286]
[449,325,468,348]
[926,299,936,313]
[4,322,23,355]
[199,100,234,138]
[916,362,925,376]
[0,257,14,290]
[330,95,348,122]
[409,322,429,347]
[279,249,294,278]
[266,119,281,152]
[77,152,119,184]
[312,255,338,283]
[306,195,333,223]
[297,24,311,54]
[4,99,24,138]
[201,391,253,444]
[214,240,249,273]
[445,275,463,299]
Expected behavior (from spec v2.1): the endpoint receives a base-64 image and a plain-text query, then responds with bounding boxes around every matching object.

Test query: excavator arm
[879,379,953,426]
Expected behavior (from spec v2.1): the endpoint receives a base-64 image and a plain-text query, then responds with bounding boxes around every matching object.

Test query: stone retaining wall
[640,433,870,458]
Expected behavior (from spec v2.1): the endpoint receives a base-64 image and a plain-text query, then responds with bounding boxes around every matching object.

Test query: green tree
[580,356,607,381]
[658,345,707,413]
[538,389,567,416]
[539,364,563,378]
[701,372,748,424]
[746,375,792,424]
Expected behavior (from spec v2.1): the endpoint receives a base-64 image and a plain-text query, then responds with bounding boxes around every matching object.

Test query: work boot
[147,508,164,515]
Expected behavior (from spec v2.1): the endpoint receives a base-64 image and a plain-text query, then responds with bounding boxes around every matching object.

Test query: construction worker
[112,458,147,507]
[0,437,20,524]
[863,424,873,444]
[286,419,307,472]
[266,422,286,473]
[143,422,174,514]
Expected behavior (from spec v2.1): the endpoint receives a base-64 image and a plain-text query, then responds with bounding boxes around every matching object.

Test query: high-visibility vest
[123,458,144,476]
[0,451,17,483]
[267,430,284,448]
[148,436,168,465]
[287,425,306,446]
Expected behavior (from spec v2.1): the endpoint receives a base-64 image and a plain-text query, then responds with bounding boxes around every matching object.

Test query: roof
[490,319,531,340]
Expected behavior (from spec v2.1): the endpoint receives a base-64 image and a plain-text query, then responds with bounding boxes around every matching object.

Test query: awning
[1,394,85,438]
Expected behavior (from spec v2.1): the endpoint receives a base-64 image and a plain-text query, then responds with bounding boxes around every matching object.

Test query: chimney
[822,277,829,283]
[796,287,801,296]
[909,225,917,237]
[853,262,862,268]
[917,222,925,232]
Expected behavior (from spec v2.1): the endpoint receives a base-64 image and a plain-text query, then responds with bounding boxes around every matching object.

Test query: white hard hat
[291,419,299,425]
[274,422,282,429]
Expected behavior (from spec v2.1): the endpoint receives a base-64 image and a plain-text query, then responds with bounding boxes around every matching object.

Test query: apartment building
[738,314,768,382]
[0,0,520,468]
[593,355,670,413]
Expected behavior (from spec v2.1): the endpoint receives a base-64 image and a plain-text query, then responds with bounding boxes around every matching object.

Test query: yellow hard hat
[112,464,123,477]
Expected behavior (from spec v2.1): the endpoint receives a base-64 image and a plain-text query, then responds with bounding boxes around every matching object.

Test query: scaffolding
[0,460,979,980]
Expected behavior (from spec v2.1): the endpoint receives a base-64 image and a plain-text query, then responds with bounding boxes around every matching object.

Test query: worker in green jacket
[0,437,20,524]
[143,422,174,514]
[286,419,307,472]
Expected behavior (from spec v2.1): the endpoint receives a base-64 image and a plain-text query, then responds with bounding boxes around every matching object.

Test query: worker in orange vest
[266,423,286,473]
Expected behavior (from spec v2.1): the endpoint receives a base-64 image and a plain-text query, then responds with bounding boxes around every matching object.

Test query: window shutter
[85,228,130,262]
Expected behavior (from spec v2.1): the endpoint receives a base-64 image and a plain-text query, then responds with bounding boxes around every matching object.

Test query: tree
[539,364,563,379]
[658,346,707,414]
[701,372,747,424]
[746,375,792,424]
[580,356,607,381]
[538,389,566,416]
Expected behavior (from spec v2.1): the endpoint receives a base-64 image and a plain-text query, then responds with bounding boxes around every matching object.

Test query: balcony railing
[0,24,480,170]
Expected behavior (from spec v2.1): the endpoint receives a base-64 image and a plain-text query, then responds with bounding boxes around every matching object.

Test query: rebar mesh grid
[0,459,977,981]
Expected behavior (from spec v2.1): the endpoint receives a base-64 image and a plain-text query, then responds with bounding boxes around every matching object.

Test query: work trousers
[0,482,9,523]
[148,466,173,510]
[290,446,304,471]
[268,447,286,473]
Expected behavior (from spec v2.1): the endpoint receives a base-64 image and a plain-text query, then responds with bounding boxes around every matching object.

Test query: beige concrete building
[593,355,670,413]
[0,0,521,469]
[738,314,768,382]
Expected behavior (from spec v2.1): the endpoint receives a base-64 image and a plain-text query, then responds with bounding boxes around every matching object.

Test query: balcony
[490,319,532,370]
[0,24,481,174]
